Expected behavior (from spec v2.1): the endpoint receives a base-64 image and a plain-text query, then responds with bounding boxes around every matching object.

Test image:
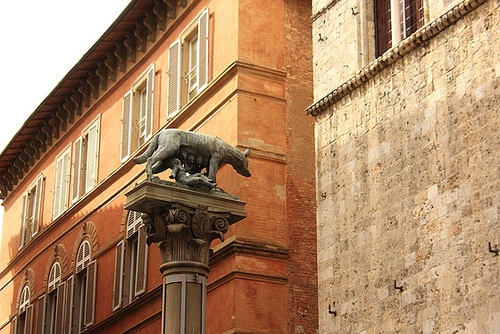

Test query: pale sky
[0,0,133,247]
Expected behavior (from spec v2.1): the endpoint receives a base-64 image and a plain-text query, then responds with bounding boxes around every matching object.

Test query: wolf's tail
[133,133,159,164]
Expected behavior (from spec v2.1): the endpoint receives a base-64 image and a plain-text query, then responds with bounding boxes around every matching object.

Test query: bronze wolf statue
[133,129,251,184]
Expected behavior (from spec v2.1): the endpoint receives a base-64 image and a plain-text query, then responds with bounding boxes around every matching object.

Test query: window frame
[52,145,72,220]
[167,8,209,118]
[113,211,148,311]
[120,64,155,162]
[375,0,424,56]
[72,116,101,203]
[18,173,44,250]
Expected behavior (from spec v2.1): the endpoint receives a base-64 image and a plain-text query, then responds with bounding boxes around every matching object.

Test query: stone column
[124,181,246,334]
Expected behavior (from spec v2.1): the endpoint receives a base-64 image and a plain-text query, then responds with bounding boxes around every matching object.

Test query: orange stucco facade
[0,0,317,333]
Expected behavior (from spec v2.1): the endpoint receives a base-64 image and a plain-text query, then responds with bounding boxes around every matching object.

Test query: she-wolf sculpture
[133,129,251,188]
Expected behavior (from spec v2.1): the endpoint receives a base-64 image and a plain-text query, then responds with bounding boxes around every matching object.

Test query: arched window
[73,240,97,332]
[112,211,148,311]
[42,262,64,333]
[13,285,33,334]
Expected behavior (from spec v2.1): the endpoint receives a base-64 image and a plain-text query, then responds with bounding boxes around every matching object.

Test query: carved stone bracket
[134,20,148,53]
[71,90,83,116]
[105,50,117,82]
[79,81,91,108]
[144,9,157,42]
[154,0,168,31]
[124,181,247,269]
[96,62,108,91]
[125,31,137,63]
[87,70,99,100]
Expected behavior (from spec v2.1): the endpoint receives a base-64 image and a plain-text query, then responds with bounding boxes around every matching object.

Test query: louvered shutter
[76,241,91,273]
[127,211,142,238]
[32,176,43,236]
[24,304,34,334]
[11,316,17,334]
[54,282,66,334]
[64,276,74,334]
[167,40,181,117]
[53,158,63,218]
[84,260,97,328]
[72,138,82,202]
[134,225,148,296]
[19,195,28,249]
[198,8,209,91]
[146,66,155,139]
[112,241,125,311]
[121,91,132,161]
[85,123,99,193]
[36,295,46,334]
[61,151,71,212]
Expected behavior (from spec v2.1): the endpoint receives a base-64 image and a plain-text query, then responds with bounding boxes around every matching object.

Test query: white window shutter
[76,241,91,273]
[36,295,46,334]
[134,225,148,296]
[53,158,63,219]
[84,260,97,328]
[11,316,18,334]
[72,138,82,202]
[121,91,132,161]
[63,276,74,334]
[19,195,28,249]
[167,40,181,117]
[32,175,43,236]
[146,65,155,139]
[112,241,125,311]
[198,8,209,91]
[127,211,142,238]
[61,150,71,213]
[85,123,99,193]
[24,304,34,334]
[54,281,66,334]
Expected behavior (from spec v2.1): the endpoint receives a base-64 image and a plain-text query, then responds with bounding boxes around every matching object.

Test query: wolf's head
[234,148,251,177]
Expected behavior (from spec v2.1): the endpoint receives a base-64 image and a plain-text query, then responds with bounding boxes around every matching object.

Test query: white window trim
[18,173,44,250]
[72,115,101,203]
[52,144,72,220]
[167,8,209,119]
[120,64,155,162]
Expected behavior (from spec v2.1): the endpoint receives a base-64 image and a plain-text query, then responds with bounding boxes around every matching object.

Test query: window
[19,174,43,250]
[121,65,155,161]
[71,240,97,333]
[44,262,64,334]
[375,0,424,56]
[53,145,71,219]
[72,117,100,202]
[12,285,33,334]
[112,211,148,311]
[167,8,209,117]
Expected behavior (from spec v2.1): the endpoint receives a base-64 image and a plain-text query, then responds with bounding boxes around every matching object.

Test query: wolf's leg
[208,153,222,182]
[146,146,178,180]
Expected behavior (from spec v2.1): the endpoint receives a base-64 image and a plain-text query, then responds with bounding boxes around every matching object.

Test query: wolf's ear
[243,148,251,157]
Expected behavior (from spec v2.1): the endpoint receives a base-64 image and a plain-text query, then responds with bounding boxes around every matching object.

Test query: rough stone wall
[314,0,500,332]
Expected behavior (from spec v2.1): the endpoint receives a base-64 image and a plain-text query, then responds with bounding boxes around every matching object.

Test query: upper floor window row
[375,0,424,56]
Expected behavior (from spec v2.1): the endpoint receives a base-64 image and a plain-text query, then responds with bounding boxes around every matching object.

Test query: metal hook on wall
[394,280,403,292]
[489,242,499,256]
[328,303,337,316]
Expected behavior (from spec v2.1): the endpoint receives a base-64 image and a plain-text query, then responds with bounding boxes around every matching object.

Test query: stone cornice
[306,0,488,117]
